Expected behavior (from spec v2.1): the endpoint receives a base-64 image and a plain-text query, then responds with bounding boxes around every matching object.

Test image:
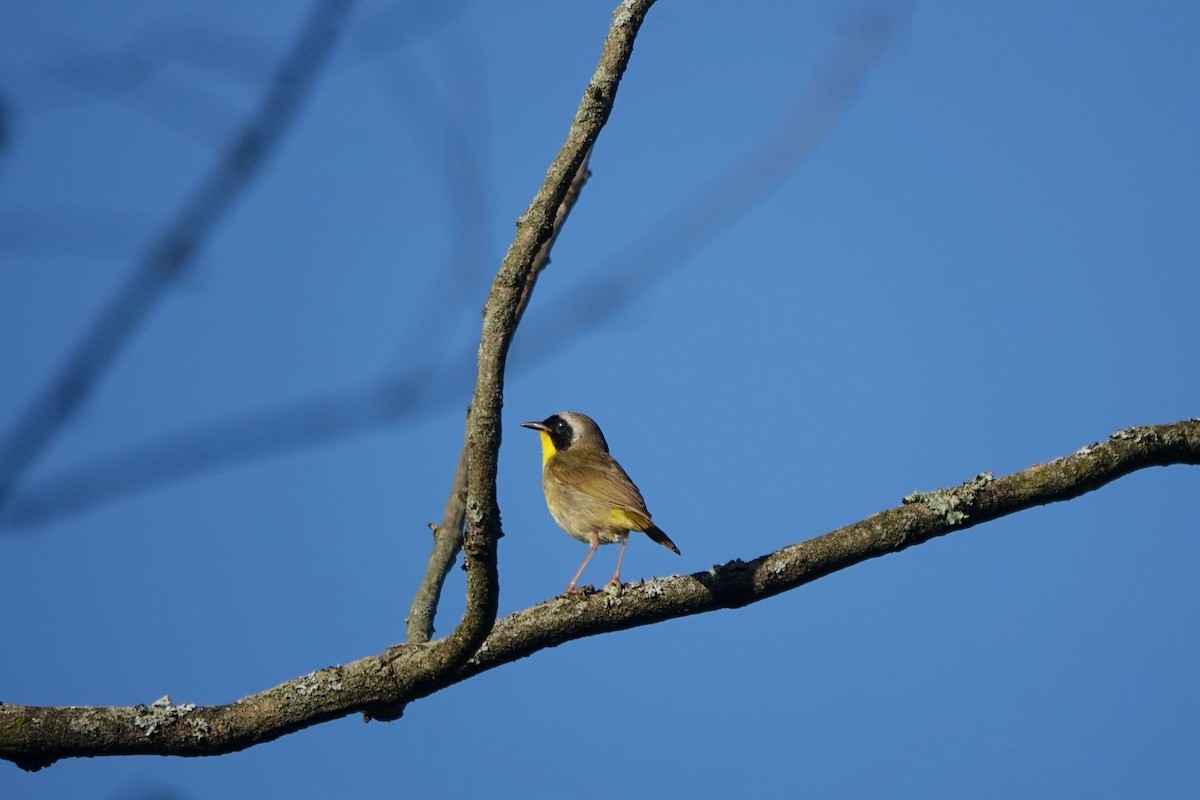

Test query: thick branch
[3,420,1196,771]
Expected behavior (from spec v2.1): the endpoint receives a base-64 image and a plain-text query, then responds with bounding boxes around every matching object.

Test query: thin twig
[405,413,470,643]
[516,147,593,326]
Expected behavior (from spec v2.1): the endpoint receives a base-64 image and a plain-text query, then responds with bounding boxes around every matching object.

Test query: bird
[520,411,680,594]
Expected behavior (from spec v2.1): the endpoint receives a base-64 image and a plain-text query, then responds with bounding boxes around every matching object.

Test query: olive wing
[546,449,653,526]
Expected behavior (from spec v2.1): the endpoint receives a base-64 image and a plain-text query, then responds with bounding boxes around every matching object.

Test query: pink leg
[605,532,629,589]
[566,532,601,594]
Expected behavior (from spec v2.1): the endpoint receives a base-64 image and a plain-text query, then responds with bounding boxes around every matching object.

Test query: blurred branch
[366,26,493,360]
[348,0,476,64]
[32,21,278,144]
[0,92,8,154]
[0,6,899,530]
[405,151,591,644]
[12,0,471,113]
[1,22,277,141]
[0,369,438,528]
[5,419,1195,770]
[0,0,355,511]
[44,21,278,92]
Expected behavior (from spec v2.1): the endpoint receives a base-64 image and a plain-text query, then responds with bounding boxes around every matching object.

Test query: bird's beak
[520,421,549,432]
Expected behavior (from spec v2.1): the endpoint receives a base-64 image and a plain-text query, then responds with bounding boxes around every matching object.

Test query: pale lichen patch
[133,695,198,737]
[903,472,995,525]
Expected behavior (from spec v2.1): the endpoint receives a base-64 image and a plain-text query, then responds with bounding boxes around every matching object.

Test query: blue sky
[2,1,1199,798]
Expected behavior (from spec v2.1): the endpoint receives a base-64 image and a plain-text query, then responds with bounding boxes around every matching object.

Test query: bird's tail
[645,524,681,555]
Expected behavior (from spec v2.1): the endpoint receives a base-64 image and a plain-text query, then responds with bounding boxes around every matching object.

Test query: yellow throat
[538,431,558,466]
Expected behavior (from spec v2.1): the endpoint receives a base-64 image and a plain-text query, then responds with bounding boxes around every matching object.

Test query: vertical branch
[394,1,657,684]
[0,0,355,508]
[405,152,591,643]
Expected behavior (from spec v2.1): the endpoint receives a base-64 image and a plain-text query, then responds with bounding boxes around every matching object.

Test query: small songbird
[520,411,680,594]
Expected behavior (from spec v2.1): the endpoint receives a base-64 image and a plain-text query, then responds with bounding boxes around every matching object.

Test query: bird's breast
[541,474,627,545]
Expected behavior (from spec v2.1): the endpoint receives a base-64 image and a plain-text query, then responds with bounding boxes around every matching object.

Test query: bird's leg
[605,532,629,590]
[566,532,601,595]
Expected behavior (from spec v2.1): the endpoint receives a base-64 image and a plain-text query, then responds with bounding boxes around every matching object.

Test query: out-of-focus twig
[0,0,356,511]
[367,25,493,363]
[2,369,438,528]
[9,0,471,113]
[0,92,9,154]
[405,152,591,644]
[0,208,151,260]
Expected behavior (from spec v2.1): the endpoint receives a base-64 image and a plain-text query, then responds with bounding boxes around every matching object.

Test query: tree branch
[434,0,656,689]
[405,151,592,644]
[406,413,470,644]
[4,419,1195,771]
